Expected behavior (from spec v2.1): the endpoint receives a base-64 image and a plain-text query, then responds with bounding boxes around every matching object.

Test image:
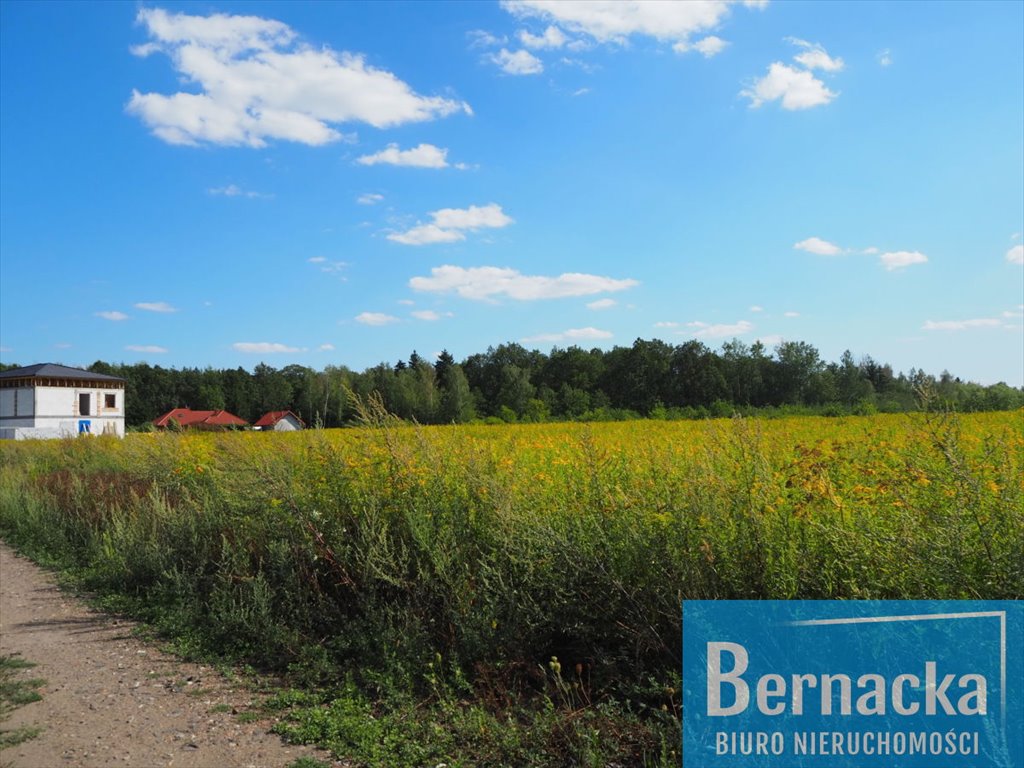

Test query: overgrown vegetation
[0,407,1021,765]
[0,654,45,752]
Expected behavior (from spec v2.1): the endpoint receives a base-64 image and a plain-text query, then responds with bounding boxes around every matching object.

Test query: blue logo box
[682,601,1023,767]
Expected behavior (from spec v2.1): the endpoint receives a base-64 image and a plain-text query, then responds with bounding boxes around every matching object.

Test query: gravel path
[0,541,339,768]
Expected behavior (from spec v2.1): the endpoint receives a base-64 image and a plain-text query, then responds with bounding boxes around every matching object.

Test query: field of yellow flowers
[1,409,1021,766]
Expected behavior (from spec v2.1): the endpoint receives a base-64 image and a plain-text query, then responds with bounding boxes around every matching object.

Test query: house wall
[273,415,303,431]
[0,387,35,418]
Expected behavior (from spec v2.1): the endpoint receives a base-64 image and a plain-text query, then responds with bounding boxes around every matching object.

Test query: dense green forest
[4,338,1021,428]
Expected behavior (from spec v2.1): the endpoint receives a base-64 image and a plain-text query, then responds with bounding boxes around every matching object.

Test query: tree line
[4,338,1020,428]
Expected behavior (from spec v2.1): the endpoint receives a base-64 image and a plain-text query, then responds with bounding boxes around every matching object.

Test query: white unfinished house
[0,363,126,439]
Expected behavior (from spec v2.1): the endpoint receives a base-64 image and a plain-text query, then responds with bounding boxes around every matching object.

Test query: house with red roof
[253,410,305,432]
[153,408,248,431]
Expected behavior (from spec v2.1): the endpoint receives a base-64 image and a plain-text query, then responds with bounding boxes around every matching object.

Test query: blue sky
[1,0,1022,385]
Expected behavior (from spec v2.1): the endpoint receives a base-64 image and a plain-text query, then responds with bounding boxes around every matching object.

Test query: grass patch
[0,654,46,750]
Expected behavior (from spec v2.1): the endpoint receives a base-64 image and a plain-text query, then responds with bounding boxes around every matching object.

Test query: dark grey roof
[0,363,125,382]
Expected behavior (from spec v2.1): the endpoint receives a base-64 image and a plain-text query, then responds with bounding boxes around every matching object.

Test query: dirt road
[0,542,338,768]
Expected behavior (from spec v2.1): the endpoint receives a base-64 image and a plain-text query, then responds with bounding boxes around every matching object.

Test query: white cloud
[757,334,784,346]
[654,321,680,328]
[522,327,613,343]
[311,259,348,274]
[686,320,754,338]
[1007,245,1024,265]
[128,8,470,147]
[572,87,591,97]
[518,25,567,49]
[410,310,453,321]
[587,298,617,310]
[468,29,508,48]
[390,225,466,246]
[879,250,928,271]
[794,237,842,256]
[135,301,178,313]
[502,0,744,47]
[922,318,1001,331]
[388,203,513,246]
[357,192,384,205]
[355,312,399,326]
[410,265,639,301]
[308,256,327,263]
[397,299,416,306]
[783,311,800,318]
[877,48,892,67]
[356,143,449,168]
[742,62,837,110]
[319,343,335,351]
[96,311,129,321]
[675,35,728,58]
[862,246,880,255]
[787,38,844,72]
[749,305,763,313]
[489,48,544,75]
[233,341,303,353]
[208,184,268,198]
[125,344,168,353]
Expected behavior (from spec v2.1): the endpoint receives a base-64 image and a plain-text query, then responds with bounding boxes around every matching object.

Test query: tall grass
[1,409,1021,765]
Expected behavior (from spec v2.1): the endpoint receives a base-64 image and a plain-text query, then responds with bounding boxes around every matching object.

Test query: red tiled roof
[254,410,305,428]
[153,408,248,428]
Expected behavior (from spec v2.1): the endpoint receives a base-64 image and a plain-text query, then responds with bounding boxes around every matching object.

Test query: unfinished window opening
[79,393,91,416]
[105,393,116,409]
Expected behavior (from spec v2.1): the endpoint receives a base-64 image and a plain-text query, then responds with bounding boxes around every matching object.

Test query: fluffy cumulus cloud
[742,62,837,110]
[357,192,384,205]
[742,38,842,110]
[518,25,567,49]
[96,311,129,321]
[522,327,613,343]
[126,344,168,353]
[356,143,450,168]
[794,237,843,256]
[677,35,728,58]
[410,265,638,301]
[488,48,544,75]
[1007,245,1024,265]
[128,8,470,147]
[788,37,845,71]
[233,341,302,353]
[922,318,1002,331]
[355,312,399,326]
[685,320,754,338]
[134,301,178,313]
[879,250,928,271]
[502,0,754,47]
[389,204,513,246]
[586,298,617,310]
